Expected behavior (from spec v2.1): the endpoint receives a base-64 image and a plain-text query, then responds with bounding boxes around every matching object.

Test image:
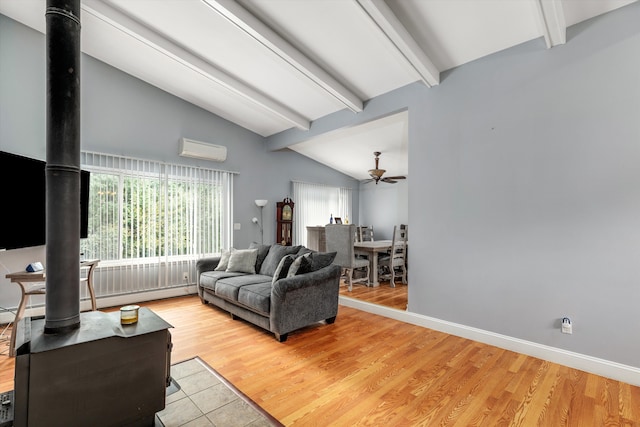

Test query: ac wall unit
[179,138,227,162]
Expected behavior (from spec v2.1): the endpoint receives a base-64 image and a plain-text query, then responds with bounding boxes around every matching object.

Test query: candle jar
[120,304,140,325]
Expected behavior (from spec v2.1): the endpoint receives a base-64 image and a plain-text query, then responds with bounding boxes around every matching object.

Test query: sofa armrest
[196,256,221,286]
[270,264,341,335]
[272,264,340,296]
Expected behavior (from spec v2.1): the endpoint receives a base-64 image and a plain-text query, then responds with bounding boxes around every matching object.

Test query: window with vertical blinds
[292,181,352,247]
[80,152,234,297]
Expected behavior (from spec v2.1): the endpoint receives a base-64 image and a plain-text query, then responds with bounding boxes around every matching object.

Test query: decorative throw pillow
[259,244,302,276]
[296,246,313,257]
[249,242,271,273]
[226,248,259,274]
[214,248,234,271]
[287,253,312,278]
[272,254,296,285]
[307,251,337,271]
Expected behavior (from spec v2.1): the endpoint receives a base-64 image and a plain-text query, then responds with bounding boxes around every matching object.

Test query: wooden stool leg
[10,283,29,357]
[83,261,98,311]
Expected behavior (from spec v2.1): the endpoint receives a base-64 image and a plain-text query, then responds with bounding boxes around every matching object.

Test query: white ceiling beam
[202,0,364,113]
[355,0,439,88]
[82,0,310,131]
[532,0,566,48]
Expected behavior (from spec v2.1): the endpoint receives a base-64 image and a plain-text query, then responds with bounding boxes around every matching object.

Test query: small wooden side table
[4,259,99,357]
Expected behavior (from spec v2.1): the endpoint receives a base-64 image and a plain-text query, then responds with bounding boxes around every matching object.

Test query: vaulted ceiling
[1,0,636,180]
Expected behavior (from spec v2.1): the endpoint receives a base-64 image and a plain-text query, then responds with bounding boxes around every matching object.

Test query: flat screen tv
[0,151,90,251]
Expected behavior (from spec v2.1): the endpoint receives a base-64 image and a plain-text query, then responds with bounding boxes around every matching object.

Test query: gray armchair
[325,224,370,291]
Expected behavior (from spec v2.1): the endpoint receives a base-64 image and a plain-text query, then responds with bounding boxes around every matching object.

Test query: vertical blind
[80,151,234,298]
[292,181,352,247]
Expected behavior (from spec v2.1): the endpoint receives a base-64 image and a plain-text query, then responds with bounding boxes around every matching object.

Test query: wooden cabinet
[276,197,294,246]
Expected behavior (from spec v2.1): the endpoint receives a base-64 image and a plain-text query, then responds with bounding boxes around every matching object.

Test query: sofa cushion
[214,248,234,271]
[259,244,302,276]
[199,270,245,291]
[272,254,295,285]
[249,242,271,273]
[226,248,258,274]
[215,274,272,301]
[287,253,312,277]
[237,283,271,315]
[307,251,337,272]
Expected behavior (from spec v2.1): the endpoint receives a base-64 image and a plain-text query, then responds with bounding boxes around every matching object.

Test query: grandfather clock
[276,197,294,246]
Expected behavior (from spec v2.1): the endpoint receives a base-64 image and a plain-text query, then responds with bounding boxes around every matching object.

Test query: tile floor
[155,358,280,427]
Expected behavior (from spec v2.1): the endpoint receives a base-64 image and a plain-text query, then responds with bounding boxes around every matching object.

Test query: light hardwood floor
[1,295,639,425]
[339,279,408,310]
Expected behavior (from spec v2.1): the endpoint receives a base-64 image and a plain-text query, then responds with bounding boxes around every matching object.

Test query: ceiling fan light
[368,168,385,178]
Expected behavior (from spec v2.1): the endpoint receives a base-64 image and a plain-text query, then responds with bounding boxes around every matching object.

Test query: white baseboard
[339,296,640,387]
[0,285,198,325]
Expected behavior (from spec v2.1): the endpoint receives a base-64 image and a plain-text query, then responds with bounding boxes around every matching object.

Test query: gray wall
[412,4,640,368]
[0,14,358,309]
[358,180,408,240]
[269,3,640,369]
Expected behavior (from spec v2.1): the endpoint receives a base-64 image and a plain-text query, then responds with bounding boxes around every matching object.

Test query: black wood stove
[12,309,172,427]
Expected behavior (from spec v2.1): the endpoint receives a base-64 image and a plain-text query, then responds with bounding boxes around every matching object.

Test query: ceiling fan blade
[385,175,406,180]
[361,178,375,184]
[381,178,398,184]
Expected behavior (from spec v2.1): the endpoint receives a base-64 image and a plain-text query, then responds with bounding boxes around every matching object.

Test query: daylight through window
[81,152,233,265]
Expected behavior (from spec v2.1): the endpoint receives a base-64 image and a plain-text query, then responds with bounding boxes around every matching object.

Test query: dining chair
[358,225,374,242]
[325,224,370,291]
[400,223,408,270]
[399,223,407,240]
[378,224,408,286]
[354,225,374,260]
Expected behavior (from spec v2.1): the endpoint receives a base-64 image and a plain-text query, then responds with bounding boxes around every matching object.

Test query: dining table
[353,240,403,287]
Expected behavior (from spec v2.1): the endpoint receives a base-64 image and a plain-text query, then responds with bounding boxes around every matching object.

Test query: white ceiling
[1,0,637,181]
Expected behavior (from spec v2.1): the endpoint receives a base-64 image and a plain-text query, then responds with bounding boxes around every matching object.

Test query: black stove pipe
[44,0,81,333]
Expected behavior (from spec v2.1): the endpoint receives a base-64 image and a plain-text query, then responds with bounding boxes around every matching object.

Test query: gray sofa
[196,242,341,342]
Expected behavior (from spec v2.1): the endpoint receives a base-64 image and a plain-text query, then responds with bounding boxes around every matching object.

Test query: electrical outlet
[561,317,572,334]
[182,272,189,282]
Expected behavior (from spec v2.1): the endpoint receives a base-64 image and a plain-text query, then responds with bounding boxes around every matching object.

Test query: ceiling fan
[363,151,407,184]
